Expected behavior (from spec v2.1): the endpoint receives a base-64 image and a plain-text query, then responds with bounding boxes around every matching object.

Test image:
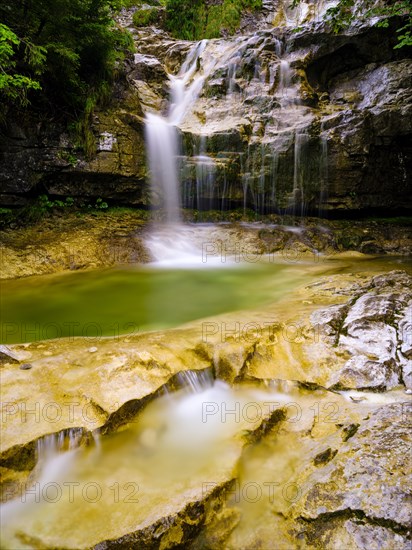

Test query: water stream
[1,368,407,548]
[1,4,409,547]
[144,34,323,262]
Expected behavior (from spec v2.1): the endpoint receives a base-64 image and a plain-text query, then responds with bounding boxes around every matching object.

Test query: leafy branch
[0,23,41,106]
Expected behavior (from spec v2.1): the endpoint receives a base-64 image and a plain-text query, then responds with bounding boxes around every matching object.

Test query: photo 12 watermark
[202,480,303,504]
[201,320,326,344]
[1,400,122,425]
[201,240,341,265]
[202,400,341,425]
[1,480,140,505]
[1,321,140,344]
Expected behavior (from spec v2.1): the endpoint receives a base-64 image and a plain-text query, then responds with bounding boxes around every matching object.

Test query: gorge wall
[1,0,411,215]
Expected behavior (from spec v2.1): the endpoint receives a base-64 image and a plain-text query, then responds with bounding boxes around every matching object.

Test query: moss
[133,7,159,27]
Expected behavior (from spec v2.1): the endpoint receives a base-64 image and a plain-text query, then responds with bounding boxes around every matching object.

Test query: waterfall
[145,115,181,223]
[279,60,293,101]
[319,129,329,215]
[144,21,329,226]
[195,136,216,212]
[145,40,208,223]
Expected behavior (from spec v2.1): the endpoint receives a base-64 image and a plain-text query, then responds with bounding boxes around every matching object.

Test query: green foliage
[0,195,115,228]
[38,195,77,210]
[91,198,109,209]
[0,24,41,107]
[290,0,412,48]
[0,207,14,229]
[204,1,242,37]
[164,0,202,40]
[133,8,159,27]
[38,195,109,210]
[57,151,78,166]
[165,0,262,40]
[122,0,166,6]
[33,194,108,217]
[0,0,134,148]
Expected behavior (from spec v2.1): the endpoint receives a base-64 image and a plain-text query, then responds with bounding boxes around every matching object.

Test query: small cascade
[36,427,85,461]
[227,58,240,95]
[173,369,215,394]
[292,130,310,216]
[279,60,293,100]
[268,0,339,28]
[195,136,216,211]
[270,150,279,209]
[319,128,329,215]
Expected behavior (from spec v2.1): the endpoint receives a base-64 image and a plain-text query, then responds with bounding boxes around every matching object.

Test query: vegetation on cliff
[164,0,262,40]
[292,0,412,48]
[0,0,133,125]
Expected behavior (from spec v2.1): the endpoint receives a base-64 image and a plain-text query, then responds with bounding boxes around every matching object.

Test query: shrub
[165,0,262,40]
[133,8,159,27]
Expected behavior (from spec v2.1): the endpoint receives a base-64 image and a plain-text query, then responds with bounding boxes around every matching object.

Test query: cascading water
[143,4,333,263]
[3,368,347,550]
[319,128,329,215]
[145,115,181,224]
[292,130,310,216]
[144,38,267,265]
[145,40,208,224]
[144,41,213,264]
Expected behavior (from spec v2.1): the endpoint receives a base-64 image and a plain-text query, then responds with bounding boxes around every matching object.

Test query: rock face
[311,271,412,391]
[0,211,150,279]
[0,68,148,207]
[1,267,411,548]
[293,403,412,549]
[1,2,411,214]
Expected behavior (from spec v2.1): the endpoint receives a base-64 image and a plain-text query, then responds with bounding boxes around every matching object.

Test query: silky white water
[0,376,297,549]
[145,40,208,225]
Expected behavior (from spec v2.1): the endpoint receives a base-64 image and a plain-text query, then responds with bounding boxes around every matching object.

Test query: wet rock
[1,377,287,549]
[19,363,33,370]
[399,305,412,359]
[131,53,167,85]
[0,345,19,364]
[295,403,412,534]
[0,211,150,279]
[311,271,412,391]
[330,356,400,391]
[313,447,338,466]
[0,329,213,464]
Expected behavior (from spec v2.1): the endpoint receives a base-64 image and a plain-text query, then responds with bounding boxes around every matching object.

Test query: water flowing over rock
[1,1,411,214]
[1,263,412,548]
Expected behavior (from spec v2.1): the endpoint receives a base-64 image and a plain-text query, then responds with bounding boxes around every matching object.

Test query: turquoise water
[2,254,411,345]
[1,262,302,344]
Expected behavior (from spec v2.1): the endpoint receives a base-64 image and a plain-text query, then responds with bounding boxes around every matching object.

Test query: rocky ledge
[1,269,411,548]
[1,212,411,279]
[1,3,411,215]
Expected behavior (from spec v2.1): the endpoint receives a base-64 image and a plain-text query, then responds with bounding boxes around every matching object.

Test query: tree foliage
[0,0,134,117]
[0,23,41,106]
[290,0,412,48]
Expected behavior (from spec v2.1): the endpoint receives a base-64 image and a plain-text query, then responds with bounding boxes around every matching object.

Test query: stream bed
[1,234,411,548]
